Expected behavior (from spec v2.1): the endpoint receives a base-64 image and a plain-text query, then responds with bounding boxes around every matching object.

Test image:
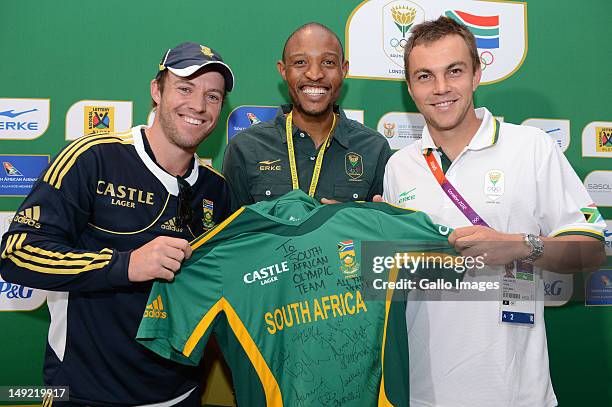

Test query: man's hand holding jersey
[449,226,605,273]
[448,226,528,266]
[128,236,192,282]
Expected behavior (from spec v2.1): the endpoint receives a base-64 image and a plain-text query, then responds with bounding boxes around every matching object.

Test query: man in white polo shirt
[382,16,606,407]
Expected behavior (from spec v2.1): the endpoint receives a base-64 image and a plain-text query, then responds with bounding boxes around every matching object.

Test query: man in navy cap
[0,42,234,406]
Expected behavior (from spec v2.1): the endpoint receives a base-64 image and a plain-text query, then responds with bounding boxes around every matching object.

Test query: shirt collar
[140,128,195,178]
[276,104,349,149]
[420,107,499,153]
[132,126,199,196]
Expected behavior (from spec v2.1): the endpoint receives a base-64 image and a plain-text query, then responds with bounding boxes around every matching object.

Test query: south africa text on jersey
[264,290,367,335]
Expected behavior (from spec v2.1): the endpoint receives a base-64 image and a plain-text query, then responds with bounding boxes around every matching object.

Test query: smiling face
[151,69,225,152]
[277,25,348,120]
[406,34,481,135]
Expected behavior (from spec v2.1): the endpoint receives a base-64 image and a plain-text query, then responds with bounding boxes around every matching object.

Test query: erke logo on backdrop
[522,118,571,153]
[0,98,50,140]
[346,0,526,84]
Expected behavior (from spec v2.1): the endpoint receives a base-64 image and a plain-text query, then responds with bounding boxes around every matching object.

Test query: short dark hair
[403,16,480,82]
[151,70,168,109]
[282,22,345,62]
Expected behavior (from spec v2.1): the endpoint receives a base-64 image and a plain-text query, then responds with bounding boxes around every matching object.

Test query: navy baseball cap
[157,42,235,92]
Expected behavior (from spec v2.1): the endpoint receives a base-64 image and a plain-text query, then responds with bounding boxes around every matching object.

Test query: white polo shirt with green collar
[383,107,605,407]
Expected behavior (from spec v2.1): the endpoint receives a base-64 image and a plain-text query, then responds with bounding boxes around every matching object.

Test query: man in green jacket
[223,22,392,211]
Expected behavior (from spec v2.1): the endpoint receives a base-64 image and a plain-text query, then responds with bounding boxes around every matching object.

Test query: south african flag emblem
[581,204,603,224]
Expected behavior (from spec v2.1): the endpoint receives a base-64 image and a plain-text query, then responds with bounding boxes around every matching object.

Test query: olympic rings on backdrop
[390,38,408,52]
[480,51,494,70]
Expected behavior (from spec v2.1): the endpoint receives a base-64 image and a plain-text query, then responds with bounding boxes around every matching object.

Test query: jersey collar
[248,189,321,226]
[420,107,499,153]
[131,125,199,196]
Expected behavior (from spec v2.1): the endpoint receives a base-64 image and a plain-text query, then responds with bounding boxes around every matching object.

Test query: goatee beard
[292,102,333,118]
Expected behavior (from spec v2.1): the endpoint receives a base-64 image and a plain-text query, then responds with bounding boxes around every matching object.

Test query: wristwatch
[521,233,544,263]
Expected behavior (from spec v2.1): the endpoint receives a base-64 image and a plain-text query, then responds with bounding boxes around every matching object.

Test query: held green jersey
[137,190,457,406]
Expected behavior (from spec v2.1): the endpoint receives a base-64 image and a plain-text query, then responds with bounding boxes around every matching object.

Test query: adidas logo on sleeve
[143,294,167,319]
[13,206,42,229]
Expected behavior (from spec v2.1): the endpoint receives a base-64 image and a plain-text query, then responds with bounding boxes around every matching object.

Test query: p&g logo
[544,280,563,297]
[0,281,34,299]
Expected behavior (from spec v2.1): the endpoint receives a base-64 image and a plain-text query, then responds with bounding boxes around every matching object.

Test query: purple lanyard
[423,149,490,227]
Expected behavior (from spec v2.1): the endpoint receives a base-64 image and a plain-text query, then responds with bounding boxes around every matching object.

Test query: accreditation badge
[500,260,536,326]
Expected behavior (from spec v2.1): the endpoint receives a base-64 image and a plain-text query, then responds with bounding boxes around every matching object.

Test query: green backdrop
[0,0,610,405]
